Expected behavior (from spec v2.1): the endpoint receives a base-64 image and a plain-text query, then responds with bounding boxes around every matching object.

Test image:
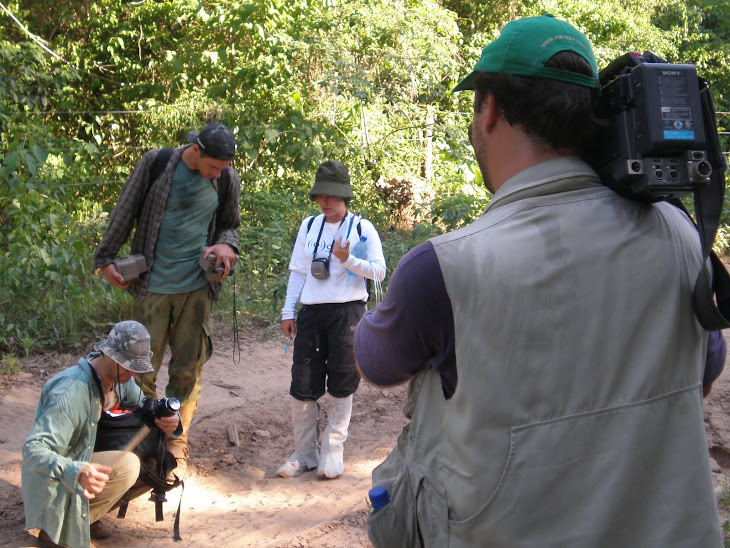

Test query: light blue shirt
[21,355,145,548]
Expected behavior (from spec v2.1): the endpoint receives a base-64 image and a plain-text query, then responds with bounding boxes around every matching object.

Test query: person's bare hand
[203,244,237,280]
[332,236,350,263]
[155,414,180,435]
[101,263,130,290]
[78,462,111,500]
[281,319,296,339]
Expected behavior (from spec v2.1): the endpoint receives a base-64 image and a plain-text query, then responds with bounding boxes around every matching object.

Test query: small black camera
[142,397,181,419]
[311,257,330,279]
[199,248,235,282]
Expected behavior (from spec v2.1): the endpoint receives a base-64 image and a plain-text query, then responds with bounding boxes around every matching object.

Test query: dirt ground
[2,326,730,547]
[0,325,409,547]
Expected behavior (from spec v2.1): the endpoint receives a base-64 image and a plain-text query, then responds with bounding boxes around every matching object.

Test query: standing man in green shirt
[93,123,240,475]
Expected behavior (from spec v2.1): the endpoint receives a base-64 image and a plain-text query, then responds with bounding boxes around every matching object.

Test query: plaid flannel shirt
[93,146,241,301]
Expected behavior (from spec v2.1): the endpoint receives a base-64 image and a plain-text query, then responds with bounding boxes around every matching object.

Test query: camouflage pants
[132,284,212,406]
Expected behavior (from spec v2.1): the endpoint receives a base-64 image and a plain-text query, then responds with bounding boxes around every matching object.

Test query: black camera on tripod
[142,397,181,419]
[588,50,725,202]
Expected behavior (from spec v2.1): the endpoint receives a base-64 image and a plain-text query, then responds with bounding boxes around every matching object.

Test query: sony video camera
[588,51,730,330]
[588,51,725,202]
[142,397,181,419]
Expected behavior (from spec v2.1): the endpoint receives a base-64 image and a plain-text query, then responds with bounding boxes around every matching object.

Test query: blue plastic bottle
[368,485,389,511]
[347,235,368,277]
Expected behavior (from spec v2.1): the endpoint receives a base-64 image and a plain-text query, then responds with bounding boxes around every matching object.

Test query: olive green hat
[309,160,353,200]
[453,14,599,92]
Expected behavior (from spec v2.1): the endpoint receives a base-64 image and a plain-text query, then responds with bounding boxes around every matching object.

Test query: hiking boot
[90,519,113,540]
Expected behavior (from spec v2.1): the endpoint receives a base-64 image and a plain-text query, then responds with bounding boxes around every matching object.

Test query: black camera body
[311,257,330,279]
[588,51,716,201]
[588,51,730,330]
[142,397,181,419]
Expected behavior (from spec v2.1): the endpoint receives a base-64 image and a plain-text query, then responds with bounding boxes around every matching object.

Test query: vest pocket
[447,388,708,547]
[367,495,415,548]
[367,440,419,547]
[367,429,449,548]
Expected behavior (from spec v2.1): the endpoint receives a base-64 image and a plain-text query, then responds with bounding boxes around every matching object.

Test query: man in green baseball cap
[452,13,601,193]
[356,14,723,547]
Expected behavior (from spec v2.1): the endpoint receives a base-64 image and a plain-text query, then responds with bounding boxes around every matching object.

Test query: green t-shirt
[147,160,218,294]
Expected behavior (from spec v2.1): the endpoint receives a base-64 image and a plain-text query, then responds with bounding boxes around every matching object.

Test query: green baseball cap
[453,14,599,91]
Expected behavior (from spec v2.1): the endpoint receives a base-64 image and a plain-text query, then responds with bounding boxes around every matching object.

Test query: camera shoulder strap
[676,79,730,330]
[306,213,360,236]
[309,213,348,262]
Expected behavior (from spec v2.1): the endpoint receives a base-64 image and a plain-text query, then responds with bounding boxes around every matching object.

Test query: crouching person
[21,320,181,548]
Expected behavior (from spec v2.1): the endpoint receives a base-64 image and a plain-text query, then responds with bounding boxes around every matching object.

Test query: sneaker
[90,519,113,540]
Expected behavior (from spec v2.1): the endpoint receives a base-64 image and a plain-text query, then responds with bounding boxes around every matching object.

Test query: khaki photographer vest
[369,157,722,547]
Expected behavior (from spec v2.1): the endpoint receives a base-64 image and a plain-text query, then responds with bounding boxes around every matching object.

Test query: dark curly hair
[473,51,600,155]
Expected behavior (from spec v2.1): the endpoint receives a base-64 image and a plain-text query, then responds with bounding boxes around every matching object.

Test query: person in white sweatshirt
[278,160,386,479]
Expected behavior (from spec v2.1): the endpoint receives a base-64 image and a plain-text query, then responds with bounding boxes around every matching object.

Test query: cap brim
[453,71,476,92]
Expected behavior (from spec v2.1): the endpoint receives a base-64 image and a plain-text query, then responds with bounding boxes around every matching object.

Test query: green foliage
[1,0,730,353]
[428,189,489,232]
[0,353,21,377]
[0,174,116,353]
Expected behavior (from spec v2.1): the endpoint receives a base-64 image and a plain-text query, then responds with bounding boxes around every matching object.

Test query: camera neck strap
[311,211,350,262]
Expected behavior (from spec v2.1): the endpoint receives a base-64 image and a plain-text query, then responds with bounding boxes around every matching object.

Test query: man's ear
[482,92,500,134]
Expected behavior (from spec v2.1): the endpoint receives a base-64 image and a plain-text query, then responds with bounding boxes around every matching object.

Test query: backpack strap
[150,148,174,184]
[358,219,372,303]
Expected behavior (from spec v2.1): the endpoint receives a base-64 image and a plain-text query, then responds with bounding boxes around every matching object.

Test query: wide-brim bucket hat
[309,160,353,200]
[94,320,154,374]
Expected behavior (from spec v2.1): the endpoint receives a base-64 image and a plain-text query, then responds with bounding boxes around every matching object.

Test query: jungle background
[1,0,729,354]
[2,0,730,545]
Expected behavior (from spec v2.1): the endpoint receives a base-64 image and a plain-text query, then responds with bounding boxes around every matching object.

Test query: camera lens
[161,397,181,416]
